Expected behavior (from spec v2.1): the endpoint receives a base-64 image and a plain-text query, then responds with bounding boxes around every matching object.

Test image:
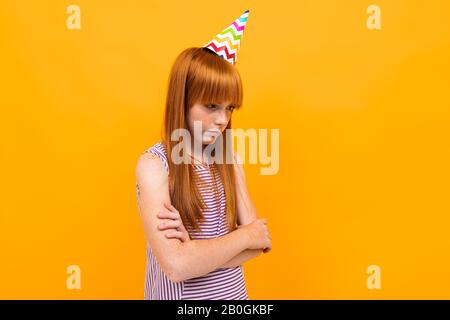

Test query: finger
[180,233,191,243]
[165,208,180,219]
[263,247,272,253]
[263,243,272,253]
[164,202,179,214]
[157,211,179,220]
[163,202,175,214]
[165,230,183,239]
[158,220,182,230]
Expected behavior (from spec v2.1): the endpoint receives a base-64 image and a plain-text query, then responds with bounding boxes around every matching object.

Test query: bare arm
[136,152,263,282]
[219,247,263,268]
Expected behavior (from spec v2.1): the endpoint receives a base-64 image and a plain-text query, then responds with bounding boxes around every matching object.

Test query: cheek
[188,109,210,128]
[187,109,198,128]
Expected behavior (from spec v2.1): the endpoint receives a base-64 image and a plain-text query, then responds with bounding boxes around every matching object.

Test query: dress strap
[144,142,169,174]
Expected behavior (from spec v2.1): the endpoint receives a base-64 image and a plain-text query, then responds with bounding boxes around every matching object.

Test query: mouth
[206,129,222,135]
[204,129,222,139]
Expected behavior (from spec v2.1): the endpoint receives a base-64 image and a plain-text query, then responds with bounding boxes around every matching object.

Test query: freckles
[191,108,206,119]
[187,110,201,124]
[196,110,210,122]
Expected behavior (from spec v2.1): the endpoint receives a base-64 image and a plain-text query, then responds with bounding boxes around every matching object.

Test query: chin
[202,139,216,145]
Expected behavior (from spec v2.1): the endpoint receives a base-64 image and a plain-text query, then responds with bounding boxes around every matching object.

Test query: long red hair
[162,47,243,232]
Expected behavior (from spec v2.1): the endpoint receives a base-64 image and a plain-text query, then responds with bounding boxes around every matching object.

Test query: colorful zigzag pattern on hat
[203,10,250,65]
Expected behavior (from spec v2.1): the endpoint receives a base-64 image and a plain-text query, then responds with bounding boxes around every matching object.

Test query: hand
[239,218,272,253]
[157,202,190,242]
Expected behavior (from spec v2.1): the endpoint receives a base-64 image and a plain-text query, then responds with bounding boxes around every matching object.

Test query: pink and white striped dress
[135,142,248,300]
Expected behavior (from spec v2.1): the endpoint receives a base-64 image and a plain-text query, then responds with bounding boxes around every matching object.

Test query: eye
[207,104,217,110]
[227,105,236,112]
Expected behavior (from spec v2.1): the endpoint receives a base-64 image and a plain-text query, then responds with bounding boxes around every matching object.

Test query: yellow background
[1,0,450,299]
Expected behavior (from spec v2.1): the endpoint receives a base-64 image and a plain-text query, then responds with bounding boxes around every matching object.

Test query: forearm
[173,228,250,281]
[220,248,263,269]
[168,157,264,280]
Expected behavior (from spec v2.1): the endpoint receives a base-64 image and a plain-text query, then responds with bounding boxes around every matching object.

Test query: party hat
[203,10,250,65]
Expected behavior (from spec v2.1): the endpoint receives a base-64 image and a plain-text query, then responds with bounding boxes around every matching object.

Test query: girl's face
[187,102,236,145]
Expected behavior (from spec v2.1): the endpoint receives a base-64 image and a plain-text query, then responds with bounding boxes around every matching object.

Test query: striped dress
[135,142,248,300]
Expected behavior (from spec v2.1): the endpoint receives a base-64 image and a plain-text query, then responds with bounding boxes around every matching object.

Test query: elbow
[164,271,180,283]
[159,251,189,283]
[164,264,184,283]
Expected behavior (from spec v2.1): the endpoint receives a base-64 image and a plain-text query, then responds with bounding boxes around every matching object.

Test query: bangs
[186,48,243,109]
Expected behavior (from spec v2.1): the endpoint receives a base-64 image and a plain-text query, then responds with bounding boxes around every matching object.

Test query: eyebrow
[208,103,233,107]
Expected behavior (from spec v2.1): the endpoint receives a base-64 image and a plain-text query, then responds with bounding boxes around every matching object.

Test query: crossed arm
[136,152,268,282]
[157,153,265,269]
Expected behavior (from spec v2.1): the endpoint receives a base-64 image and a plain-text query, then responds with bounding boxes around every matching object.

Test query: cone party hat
[203,10,250,65]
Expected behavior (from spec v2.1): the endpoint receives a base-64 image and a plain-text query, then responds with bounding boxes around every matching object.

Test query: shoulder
[145,142,168,163]
[136,142,169,182]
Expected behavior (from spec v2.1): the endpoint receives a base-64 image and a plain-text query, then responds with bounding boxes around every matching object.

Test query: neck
[188,142,208,165]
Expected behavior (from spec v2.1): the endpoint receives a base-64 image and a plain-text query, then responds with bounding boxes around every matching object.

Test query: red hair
[162,47,243,231]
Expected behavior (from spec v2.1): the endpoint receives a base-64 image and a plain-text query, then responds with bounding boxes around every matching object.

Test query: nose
[215,108,229,127]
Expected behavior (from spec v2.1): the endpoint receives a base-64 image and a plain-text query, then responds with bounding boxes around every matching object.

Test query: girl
[135,10,272,300]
